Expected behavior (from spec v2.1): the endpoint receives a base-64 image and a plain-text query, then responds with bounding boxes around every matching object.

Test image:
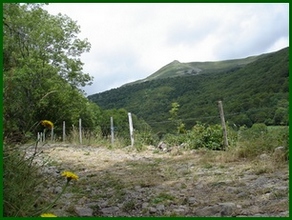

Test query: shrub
[162,122,234,151]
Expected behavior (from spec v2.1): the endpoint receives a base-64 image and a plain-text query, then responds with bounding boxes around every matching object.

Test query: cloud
[44,3,289,95]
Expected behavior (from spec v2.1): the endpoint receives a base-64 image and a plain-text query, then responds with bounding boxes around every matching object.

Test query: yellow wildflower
[62,171,79,182]
[40,213,57,217]
[41,120,54,129]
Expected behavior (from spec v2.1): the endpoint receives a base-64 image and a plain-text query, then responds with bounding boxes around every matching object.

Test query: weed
[3,143,78,217]
[122,200,136,212]
[151,192,175,205]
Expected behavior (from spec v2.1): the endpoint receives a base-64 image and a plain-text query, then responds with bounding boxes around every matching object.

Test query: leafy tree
[169,102,186,134]
[3,3,95,142]
[273,107,288,125]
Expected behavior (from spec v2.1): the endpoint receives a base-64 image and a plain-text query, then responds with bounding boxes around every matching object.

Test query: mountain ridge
[122,50,275,87]
[88,47,289,133]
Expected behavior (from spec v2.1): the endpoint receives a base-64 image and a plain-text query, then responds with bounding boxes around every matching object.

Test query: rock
[194,205,221,216]
[173,208,185,215]
[74,206,93,217]
[157,142,168,152]
[273,146,287,161]
[218,202,236,216]
[156,204,165,211]
[101,206,120,215]
[149,207,157,213]
[237,191,248,198]
[259,153,270,161]
[225,186,238,193]
[278,211,289,217]
[142,202,149,209]
[275,146,286,153]
[53,186,63,194]
[253,176,269,187]
[188,197,197,205]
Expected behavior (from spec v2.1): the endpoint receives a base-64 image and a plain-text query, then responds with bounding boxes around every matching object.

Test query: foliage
[3,143,79,217]
[89,47,289,134]
[163,122,236,150]
[3,145,47,216]
[3,3,99,143]
[235,125,289,159]
[169,102,186,134]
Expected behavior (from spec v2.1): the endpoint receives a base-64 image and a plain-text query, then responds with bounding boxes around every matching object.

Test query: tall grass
[234,124,289,160]
[3,144,50,216]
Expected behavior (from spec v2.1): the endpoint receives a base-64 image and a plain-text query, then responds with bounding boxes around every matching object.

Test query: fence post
[43,130,46,142]
[218,100,228,148]
[51,127,54,142]
[128,112,134,146]
[63,121,66,142]
[110,116,114,145]
[37,132,41,143]
[79,118,82,144]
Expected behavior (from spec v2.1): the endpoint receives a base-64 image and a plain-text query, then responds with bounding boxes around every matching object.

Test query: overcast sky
[43,3,289,96]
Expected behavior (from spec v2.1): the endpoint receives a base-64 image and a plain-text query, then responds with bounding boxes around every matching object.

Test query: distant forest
[89,47,289,134]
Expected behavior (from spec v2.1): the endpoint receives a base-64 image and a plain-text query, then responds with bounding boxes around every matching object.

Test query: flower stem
[35,181,69,216]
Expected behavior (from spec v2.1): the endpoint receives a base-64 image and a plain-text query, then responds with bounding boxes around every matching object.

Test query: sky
[43,3,289,96]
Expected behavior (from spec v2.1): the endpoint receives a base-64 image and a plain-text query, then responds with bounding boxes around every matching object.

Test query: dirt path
[25,143,288,217]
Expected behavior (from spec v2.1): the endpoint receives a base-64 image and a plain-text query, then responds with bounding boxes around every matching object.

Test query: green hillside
[88,47,289,133]
[123,52,270,86]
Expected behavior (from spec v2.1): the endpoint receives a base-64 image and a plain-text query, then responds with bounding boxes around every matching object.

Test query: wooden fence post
[51,127,54,142]
[63,121,66,142]
[79,118,82,144]
[128,112,134,146]
[43,130,46,142]
[110,116,114,145]
[218,100,228,148]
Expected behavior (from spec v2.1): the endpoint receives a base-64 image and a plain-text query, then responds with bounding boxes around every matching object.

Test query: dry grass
[19,143,288,217]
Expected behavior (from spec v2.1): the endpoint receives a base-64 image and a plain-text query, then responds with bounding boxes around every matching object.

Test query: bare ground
[25,143,289,217]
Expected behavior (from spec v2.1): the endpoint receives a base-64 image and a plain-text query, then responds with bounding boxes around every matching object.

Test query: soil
[24,143,289,217]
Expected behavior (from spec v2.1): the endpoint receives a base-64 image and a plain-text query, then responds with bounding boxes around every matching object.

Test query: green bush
[190,123,224,150]
[236,125,289,159]
[162,122,234,150]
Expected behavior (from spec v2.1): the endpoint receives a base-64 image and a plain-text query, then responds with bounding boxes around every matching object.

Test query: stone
[259,153,270,161]
[149,207,157,213]
[142,202,149,209]
[273,146,287,161]
[74,206,93,217]
[195,205,221,216]
[157,142,168,152]
[53,186,63,194]
[188,197,197,205]
[218,202,236,216]
[156,204,165,211]
[101,206,120,215]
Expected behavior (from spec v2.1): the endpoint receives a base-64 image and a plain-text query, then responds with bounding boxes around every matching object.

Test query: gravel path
[24,143,288,217]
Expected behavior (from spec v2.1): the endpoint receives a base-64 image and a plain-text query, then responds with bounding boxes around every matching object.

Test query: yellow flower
[41,120,54,129]
[62,171,79,182]
[40,213,57,217]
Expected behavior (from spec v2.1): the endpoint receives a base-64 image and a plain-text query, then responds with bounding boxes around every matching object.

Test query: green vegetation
[3,3,98,143]
[89,47,289,134]
[2,3,288,217]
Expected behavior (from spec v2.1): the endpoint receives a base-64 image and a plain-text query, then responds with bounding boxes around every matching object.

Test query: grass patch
[150,192,176,205]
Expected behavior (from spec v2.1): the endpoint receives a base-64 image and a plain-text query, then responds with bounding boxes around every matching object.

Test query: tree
[3,3,94,142]
[169,102,186,134]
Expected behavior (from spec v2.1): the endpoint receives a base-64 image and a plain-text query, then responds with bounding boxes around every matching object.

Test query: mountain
[88,47,289,133]
[123,52,271,86]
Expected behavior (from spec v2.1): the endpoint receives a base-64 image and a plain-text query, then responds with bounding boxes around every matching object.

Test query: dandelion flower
[41,120,54,129]
[40,213,57,217]
[62,171,78,182]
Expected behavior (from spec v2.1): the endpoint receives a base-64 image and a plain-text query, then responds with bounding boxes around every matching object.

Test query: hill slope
[123,52,270,86]
[88,47,289,133]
